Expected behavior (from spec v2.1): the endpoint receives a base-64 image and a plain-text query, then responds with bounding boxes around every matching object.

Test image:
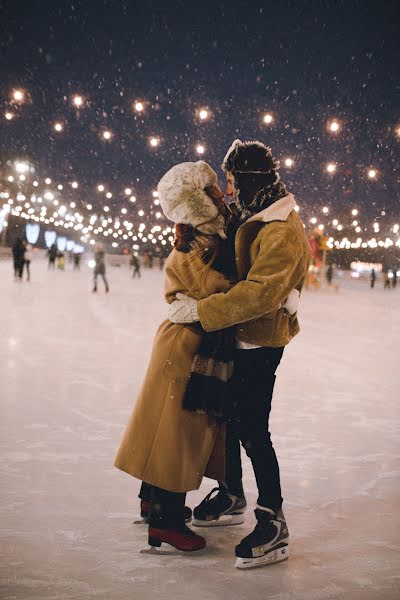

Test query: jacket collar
[244,193,296,224]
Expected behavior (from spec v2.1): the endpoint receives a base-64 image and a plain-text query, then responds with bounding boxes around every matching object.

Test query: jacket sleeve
[197,223,304,331]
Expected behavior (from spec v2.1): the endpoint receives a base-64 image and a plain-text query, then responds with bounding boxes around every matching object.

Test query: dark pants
[14,259,24,279]
[139,482,186,528]
[222,346,284,512]
[24,260,31,281]
[132,267,141,278]
[93,271,109,291]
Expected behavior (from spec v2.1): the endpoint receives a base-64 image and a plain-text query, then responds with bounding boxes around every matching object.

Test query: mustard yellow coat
[114,236,234,493]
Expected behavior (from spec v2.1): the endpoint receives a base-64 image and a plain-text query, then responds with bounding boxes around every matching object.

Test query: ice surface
[0,260,399,600]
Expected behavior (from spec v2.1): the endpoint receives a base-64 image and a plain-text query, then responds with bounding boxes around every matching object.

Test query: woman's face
[205,184,232,224]
[225,173,235,197]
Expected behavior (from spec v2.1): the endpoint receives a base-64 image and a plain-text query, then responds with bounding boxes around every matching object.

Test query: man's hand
[282,288,300,315]
[168,293,200,324]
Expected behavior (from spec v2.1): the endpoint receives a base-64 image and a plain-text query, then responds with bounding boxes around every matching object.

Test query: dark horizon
[1,0,399,220]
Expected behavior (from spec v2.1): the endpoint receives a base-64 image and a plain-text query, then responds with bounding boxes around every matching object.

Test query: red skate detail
[148,526,206,552]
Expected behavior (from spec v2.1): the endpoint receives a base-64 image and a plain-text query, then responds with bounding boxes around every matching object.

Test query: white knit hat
[157,161,226,237]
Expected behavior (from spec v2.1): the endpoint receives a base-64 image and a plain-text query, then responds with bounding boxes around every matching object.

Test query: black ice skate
[235,506,289,569]
[192,487,246,527]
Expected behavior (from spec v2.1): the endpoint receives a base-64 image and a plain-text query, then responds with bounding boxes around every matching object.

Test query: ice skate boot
[134,500,192,525]
[192,487,246,527]
[141,525,206,554]
[235,506,289,569]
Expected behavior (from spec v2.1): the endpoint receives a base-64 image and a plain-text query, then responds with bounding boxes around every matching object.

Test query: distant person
[370,268,376,289]
[384,272,391,289]
[392,269,397,289]
[148,253,154,269]
[12,237,25,280]
[159,256,165,270]
[130,253,141,278]
[57,251,65,270]
[73,253,82,270]
[24,243,33,281]
[326,264,333,286]
[48,243,57,270]
[93,243,109,293]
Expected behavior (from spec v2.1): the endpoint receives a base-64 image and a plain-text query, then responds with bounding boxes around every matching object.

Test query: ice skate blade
[140,545,206,556]
[133,517,191,525]
[132,518,148,525]
[235,545,289,569]
[192,513,245,527]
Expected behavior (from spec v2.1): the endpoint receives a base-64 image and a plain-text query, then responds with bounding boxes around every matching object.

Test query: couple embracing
[115,140,310,569]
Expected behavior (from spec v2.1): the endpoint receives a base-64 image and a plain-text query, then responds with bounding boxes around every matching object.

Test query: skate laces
[197,487,221,507]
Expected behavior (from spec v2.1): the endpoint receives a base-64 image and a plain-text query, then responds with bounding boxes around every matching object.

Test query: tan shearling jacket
[197,193,311,347]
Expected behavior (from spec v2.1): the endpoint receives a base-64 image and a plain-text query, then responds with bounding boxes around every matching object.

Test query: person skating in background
[159,255,165,270]
[48,243,57,270]
[130,253,141,278]
[370,268,376,289]
[24,243,33,281]
[57,251,65,270]
[392,269,397,289]
[93,242,109,293]
[12,237,25,280]
[73,252,82,270]
[384,271,391,289]
[168,140,310,569]
[326,263,334,286]
[148,253,154,269]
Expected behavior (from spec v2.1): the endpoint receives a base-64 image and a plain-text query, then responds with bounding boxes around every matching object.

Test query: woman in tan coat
[114,161,235,552]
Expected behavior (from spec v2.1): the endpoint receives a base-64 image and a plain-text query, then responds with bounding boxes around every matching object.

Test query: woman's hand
[282,288,300,315]
[168,293,200,324]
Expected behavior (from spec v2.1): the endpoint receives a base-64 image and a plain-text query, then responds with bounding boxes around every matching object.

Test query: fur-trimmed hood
[157,161,226,237]
[245,193,296,224]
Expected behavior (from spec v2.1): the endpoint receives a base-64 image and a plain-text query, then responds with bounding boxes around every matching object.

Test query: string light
[149,137,159,147]
[284,158,294,167]
[5,112,14,121]
[198,109,209,120]
[97,184,105,192]
[71,181,78,189]
[196,144,205,154]
[15,161,30,174]
[134,101,144,112]
[125,188,132,195]
[263,113,273,124]
[102,130,112,140]
[72,95,84,108]
[326,163,337,173]
[106,192,112,199]
[368,168,377,179]
[12,89,25,102]
[328,120,340,133]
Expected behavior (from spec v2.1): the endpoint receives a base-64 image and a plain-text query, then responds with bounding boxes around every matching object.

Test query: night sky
[0,0,399,222]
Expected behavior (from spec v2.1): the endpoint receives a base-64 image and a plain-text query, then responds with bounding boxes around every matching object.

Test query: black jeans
[139,482,186,529]
[222,346,284,512]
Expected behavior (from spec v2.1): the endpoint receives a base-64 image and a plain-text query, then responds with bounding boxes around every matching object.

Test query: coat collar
[244,193,296,225]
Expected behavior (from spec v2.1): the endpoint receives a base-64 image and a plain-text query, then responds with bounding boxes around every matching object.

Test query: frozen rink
[0,259,399,600]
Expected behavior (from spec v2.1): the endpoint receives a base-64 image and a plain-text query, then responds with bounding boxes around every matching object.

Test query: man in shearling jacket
[168,140,311,569]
